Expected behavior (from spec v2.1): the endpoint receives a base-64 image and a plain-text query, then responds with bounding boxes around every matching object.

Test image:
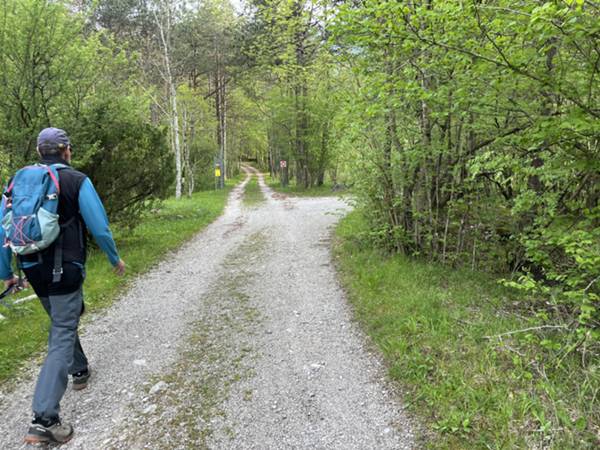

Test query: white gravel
[0,167,415,449]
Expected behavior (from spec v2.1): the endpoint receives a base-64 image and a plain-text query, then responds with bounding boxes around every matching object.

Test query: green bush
[69,97,174,227]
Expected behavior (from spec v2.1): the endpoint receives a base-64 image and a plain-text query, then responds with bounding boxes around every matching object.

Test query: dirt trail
[0,167,414,449]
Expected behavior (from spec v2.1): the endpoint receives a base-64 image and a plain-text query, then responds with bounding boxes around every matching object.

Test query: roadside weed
[243,175,265,206]
[334,211,599,449]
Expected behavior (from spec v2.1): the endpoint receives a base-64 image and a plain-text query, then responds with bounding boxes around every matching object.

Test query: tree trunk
[171,85,182,199]
[154,4,182,199]
[222,85,227,180]
[214,39,227,190]
[294,82,309,188]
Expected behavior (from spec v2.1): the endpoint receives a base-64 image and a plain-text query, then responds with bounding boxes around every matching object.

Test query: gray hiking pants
[24,263,88,421]
[32,289,88,420]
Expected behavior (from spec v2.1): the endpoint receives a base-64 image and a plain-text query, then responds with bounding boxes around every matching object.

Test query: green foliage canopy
[0,0,173,226]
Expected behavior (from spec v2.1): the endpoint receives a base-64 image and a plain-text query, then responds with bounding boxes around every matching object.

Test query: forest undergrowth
[335,211,599,449]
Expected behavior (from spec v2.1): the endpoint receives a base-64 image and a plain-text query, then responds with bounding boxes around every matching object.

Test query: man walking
[0,128,125,445]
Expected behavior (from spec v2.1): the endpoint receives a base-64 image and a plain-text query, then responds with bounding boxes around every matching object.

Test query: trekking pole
[0,275,26,308]
[0,284,16,308]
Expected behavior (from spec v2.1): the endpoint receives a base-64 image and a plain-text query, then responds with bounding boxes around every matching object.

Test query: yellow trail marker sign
[215,168,221,177]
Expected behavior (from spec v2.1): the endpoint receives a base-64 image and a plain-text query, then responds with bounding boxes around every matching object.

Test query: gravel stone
[0,168,416,449]
[143,405,157,415]
[149,381,168,395]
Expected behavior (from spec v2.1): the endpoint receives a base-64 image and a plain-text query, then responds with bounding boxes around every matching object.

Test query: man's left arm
[78,178,125,275]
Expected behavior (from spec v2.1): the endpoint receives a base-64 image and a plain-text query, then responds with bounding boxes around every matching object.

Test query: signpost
[280,160,289,187]
[214,159,224,190]
[214,163,221,190]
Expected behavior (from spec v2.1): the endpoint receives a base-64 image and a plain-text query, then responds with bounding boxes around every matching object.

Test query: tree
[151,0,183,199]
[332,0,599,335]
[243,0,337,188]
[0,0,173,225]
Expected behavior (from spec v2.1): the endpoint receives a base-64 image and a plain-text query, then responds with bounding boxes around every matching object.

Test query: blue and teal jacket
[0,156,120,280]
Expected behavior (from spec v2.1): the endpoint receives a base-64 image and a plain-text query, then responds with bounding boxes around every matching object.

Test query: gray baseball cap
[37,127,70,150]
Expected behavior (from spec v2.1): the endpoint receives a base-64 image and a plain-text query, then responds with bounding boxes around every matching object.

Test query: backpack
[1,164,66,256]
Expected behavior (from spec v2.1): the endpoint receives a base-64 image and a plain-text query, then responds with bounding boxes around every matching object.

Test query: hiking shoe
[72,368,91,391]
[24,420,73,444]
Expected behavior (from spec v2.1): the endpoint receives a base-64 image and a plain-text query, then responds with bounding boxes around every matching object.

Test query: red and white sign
[280,160,287,168]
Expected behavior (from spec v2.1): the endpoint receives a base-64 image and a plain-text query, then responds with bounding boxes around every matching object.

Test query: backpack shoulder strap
[40,165,61,193]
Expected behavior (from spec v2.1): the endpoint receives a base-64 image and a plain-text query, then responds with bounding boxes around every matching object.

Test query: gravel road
[0,167,415,449]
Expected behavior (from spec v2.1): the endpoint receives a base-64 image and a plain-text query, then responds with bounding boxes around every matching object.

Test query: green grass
[243,174,265,205]
[265,173,347,197]
[0,186,233,384]
[334,211,598,449]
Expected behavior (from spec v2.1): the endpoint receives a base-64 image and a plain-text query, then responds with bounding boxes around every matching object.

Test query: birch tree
[152,0,182,199]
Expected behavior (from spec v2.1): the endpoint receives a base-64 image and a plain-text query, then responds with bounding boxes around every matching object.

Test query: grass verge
[334,211,598,449]
[243,174,264,206]
[0,186,233,384]
[265,173,347,197]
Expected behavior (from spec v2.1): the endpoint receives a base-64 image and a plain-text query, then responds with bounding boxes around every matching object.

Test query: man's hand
[113,259,126,276]
[3,276,19,290]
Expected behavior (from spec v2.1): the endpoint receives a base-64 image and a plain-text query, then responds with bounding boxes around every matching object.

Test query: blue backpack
[2,164,65,256]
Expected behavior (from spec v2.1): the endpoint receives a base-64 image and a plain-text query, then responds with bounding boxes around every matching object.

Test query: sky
[230,0,245,13]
